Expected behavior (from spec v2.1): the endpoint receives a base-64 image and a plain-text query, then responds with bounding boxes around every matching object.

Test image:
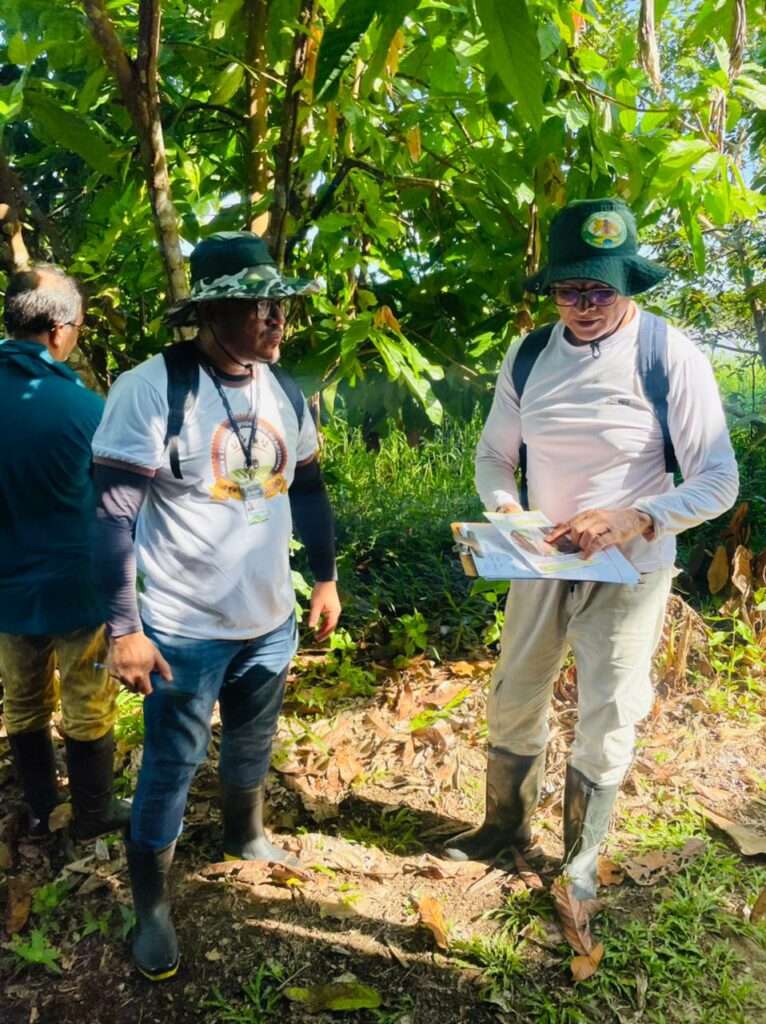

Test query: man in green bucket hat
[445,198,738,901]
[90,232,339,980]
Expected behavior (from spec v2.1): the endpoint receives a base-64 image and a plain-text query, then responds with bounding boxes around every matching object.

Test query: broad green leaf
[285,982,381,1012]
[476,0,544,131]
[209,0,244,40]
[360,0,423,93]
[25,92,119,178]
[315,0,379,103]
[209,62,245,105]
[656,138,712,173]
[615,79,637,133]
[734,76,766,110]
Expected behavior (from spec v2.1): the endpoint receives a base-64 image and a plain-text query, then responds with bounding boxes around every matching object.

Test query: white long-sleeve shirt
[475,309,739,572]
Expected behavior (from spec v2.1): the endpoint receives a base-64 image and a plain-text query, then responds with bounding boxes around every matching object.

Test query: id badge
[241,478,269,525]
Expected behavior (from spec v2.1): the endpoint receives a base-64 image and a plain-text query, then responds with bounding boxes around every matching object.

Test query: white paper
[455,511,640,584]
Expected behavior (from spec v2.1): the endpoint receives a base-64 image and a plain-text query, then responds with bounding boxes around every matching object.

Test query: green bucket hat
[163,231,321,328]
[523,198,668,296]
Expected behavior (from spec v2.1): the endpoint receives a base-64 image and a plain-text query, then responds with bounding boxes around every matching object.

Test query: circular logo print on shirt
[209,416,288,502]
[581,212,628,249]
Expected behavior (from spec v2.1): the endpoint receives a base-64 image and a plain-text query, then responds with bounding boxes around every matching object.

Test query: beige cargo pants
[0,626,119,740]
[487,568,672,787]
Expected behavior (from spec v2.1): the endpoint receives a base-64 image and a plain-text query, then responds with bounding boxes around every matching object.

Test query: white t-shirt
[92,354,317,639]
[475,309,739,573]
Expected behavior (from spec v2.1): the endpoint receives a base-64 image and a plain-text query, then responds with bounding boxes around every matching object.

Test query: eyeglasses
[550,286,619,307]
[64,321,84,329]
[250,298,293,321]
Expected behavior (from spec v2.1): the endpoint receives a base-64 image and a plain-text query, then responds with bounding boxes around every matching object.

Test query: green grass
[455,828,766,1024]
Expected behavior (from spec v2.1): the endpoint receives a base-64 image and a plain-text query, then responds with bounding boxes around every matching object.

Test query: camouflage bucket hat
[163,231,321,328]
[523,198,668,297]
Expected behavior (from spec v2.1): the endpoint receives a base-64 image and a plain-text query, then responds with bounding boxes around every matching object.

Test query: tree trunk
[246,0,271,236]
[0,149,30,272]
[269,0,316,267]
[82,0,188,303]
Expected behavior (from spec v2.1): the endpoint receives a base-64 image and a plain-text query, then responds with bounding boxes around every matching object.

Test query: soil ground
[2,597,766,1024]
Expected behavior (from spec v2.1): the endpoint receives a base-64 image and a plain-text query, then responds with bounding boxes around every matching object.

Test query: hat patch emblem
[582,212,627,249]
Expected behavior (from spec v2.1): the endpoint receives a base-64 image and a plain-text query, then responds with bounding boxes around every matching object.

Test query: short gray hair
[4,264,83,337]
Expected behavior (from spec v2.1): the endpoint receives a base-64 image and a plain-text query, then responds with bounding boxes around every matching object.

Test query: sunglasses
[248,298,298,322]
[550,286,619,307]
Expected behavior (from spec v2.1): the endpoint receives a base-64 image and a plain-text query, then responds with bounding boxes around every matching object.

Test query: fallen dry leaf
[394,681,415,721]
[412,721,455,757]
[551,879,599,956]
[0,841,13,871]
[413,894,449,949]
[269,863,311,887]
[708,545,730,594]
[751,886,766,924]
[408,853,486,881]
[696,805,766,857]
[510,846,545,890]
[520,916,566,949]
[731,545,751,596]
[622,839,706,886]
[48,802,72,832]
[364,709,393,741]
[597,858,625,887]
[6,876,33,934]
[335,748,364,785]
[449,662,475,678]
[571,941,604,982]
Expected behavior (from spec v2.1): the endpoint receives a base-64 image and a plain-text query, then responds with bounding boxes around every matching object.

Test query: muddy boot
[64,730,132,840]
[7,728,62,836]
[562,764,619,900]
[126,838,179,981]
[444,748,545,862]
[221,779,300,865]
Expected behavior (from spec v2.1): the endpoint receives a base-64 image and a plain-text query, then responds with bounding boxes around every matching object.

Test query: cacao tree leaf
[285,982,382,1011]
[571,941,604,982]
[314,0,379,102]
[25,91,119,177]
[707,544,730,594]
[477,0,544,131]
[414,894,449,949]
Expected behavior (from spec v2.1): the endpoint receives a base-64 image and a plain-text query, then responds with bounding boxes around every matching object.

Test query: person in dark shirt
[0,265,130,839]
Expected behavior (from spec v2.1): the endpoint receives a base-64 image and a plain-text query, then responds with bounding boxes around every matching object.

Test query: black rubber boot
[64,730,132,840]
[221,779,300,865]
[7,728,61,836]
[443,748,545,862]
[562,764,620,900]
[126,838,179,981]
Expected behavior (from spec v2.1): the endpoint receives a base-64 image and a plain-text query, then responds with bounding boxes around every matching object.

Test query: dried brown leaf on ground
[520,916,566,949]
[412,721,455,757]
[0,841,13,871]
[394,681,415,720]
[695,804,766,856]
[731,545,752,597]
[449,662,476,678]
[510,846,545,890]
[571,941,604,982]
[413,894,449,949]
[622,839,706,886]
[751,886,766,923]
[364,709,393,741]
[270,862,310,887]
[551,878,599,955]
[198,860,272,883]
[597,858,625,886]
[708,544,730,594]
[335,748,365,784]
[48,802,72,832]
[285,833,397,876]
[407,853,486,880]
[5,875,33,934]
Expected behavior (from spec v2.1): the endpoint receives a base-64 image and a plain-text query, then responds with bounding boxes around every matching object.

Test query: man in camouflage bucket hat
[90,232,339,981]
[445,198,738,904]
[163,231,320,327]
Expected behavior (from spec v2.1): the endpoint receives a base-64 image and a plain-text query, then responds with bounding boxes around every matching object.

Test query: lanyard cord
[204,360,260,470]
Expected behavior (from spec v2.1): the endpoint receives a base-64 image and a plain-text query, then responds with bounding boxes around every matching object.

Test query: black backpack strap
[637,311,679,475]
[511,323,556,509]
[162,341,201,480]
[269,364,306,432]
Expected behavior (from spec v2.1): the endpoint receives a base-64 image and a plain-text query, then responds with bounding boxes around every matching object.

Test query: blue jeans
[131,614,298,848]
